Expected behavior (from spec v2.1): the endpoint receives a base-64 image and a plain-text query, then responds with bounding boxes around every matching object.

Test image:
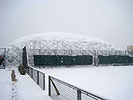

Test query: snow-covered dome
[9,32,120,50]
[6,32,121,66]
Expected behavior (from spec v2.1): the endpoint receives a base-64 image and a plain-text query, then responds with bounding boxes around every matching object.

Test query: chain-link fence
[26,49,133,67]
[22,47,132,100]
[5,46,22,66]
[48,76,106,100]
[5,46,133,67]
[27,49,99,66]
[4,45,133,67]
[0,48,6,69]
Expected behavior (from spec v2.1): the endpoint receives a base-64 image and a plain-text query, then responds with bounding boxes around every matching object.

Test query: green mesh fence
[34,55,92,66]
[98,55,133,65]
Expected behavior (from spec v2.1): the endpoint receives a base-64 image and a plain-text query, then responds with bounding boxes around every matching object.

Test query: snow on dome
[6,32,121,66]
[9,32,120,50]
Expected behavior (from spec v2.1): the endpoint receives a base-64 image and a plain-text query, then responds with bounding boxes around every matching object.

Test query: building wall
[127,46,133,51]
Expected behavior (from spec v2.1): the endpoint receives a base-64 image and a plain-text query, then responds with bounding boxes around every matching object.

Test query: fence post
[93,50,98,67]
[37,71,39,85]
[4,48,6,68]
[48,76,51,96]
[30,67,31,76]
[96,50,98,67]
[26,67,28,74]
[77,89,81,100]
[39,49,40,68]
[31,68,33,78]
[43,73,45,90]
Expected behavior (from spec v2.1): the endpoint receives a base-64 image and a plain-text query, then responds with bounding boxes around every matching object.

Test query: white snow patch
[0,68,12,100]
[1,65,133,100]
[0,67,52,100]
[38,66,133,100]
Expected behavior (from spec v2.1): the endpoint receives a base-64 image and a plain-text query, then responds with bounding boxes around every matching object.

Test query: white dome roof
[9,32,120,51]
[6,32,121,66]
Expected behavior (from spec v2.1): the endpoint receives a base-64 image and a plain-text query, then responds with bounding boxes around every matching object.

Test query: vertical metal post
[77,89,81,100]
[31,68,33,78]
[26,67,28,74]
[96,50,98,67]
[29,67,30,76]
[37,71,39,85]
[43,73,45,90]
[22,46,28,69]
[27,67,29,75]
[97,51,99,67]
[92,50,94,66]
[93,50,96,66]
[4,48,6,68]
[30,68,31,77]
[48,76,51,96]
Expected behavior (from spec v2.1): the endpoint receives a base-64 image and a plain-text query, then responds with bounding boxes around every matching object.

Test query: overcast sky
[0,0,132,49]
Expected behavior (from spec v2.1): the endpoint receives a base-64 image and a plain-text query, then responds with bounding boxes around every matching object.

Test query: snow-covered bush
[18,64,26,75]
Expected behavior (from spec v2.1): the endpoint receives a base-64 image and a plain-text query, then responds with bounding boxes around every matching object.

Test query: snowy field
[1,66,133,100]
[38,65,133,100]
[0,67,51,100]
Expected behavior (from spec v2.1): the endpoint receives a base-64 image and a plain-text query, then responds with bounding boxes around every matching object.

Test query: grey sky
[0,0,132,49]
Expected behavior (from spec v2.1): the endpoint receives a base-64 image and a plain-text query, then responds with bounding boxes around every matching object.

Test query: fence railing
[27,66,45,90]
[48,76,106,100]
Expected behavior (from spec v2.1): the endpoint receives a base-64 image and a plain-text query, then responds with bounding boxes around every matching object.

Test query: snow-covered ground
[0,68,12,100]
[38,66,133,100]
[0,67,52,100]
[1,66,133,100]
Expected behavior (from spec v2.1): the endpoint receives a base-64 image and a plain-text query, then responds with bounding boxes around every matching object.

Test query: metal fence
[48,76,106,100]
[4,45,133,66]
[0,48,6,69]
[27,66,45,90]
[33,54,133,67]
[6,46,22,66]
[23,46,45,90]
[26,49,133,67]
